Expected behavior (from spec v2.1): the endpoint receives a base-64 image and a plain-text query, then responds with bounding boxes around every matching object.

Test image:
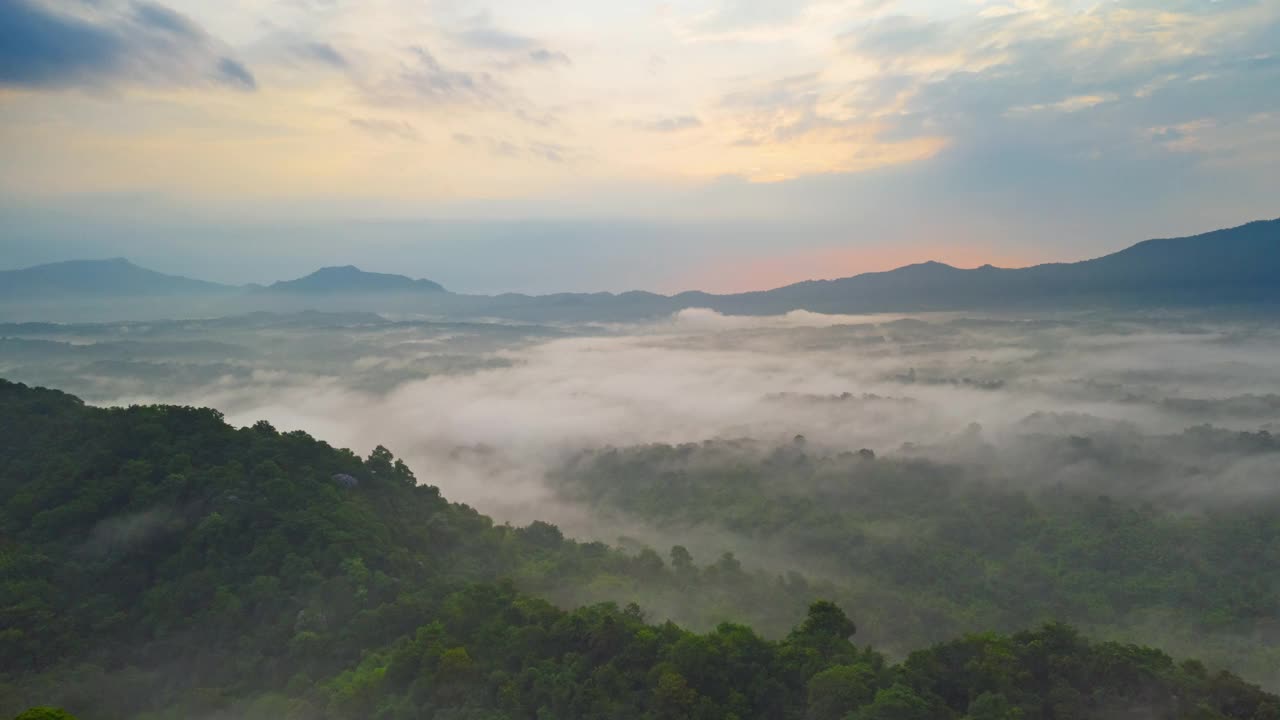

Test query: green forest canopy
[550,434,1280,684]
[1,379,1277,719]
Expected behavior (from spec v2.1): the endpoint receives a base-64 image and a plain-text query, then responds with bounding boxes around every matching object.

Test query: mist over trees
[3,265,1280,718]
[3,380,1278,720]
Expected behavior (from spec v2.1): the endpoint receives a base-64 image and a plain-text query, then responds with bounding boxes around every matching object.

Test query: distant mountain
[2,218,1275,320]
[265,265,446,294]
[467,218,1280,320]
[0,258,230,299]
[730,218,1280,313]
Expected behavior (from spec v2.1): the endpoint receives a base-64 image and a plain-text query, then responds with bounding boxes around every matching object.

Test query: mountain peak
[0,257,227,298]
[269,265,446,293]
[892,260,958,273]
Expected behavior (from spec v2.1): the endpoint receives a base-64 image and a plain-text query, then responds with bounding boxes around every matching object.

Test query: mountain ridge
[0,257,232,298]
[2,217,1277,320]
[263,264,446,294]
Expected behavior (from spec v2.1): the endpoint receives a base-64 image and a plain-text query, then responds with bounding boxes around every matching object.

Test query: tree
[653,671,698,720]
[670,545,695,575]
[965,692,1022,720]
[14,709,79,720]
[852,685,933,720]
[807,664,877,720]
[794,601,857,643]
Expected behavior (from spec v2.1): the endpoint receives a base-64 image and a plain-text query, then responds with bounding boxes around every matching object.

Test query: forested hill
[2,380,1278,720]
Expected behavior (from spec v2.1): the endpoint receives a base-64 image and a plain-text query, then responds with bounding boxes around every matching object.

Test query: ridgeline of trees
[2,379,1277,719]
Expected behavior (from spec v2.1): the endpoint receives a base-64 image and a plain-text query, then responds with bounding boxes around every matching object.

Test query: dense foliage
[552,436,1280,684]
[2,380,1277,719]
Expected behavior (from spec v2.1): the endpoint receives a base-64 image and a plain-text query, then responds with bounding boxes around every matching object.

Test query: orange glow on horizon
[670,243,1043,295]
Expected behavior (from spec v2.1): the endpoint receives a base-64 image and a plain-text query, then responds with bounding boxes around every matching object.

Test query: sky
[1,0,1277,293]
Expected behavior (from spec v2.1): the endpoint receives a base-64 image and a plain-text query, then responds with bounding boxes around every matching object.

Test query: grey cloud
[841,15,946,57]
[451,15,572,69]
[0,0,256,91]
[0,0,123,88]
[457,26,536,51]
[692,0,809,33]
[701,1,1279,178]
[350,117,420,141]
[637,115,703,133]
[216,57,256,90]
[514,108,559,127]
[1121,0,1268,13]
[297,41,347,68]
[528,141,570,163]
[452,133,575,163]
[843,4,1280,142]
[528,48,571,66]
[131,1,200,37]
[395,46,500,105]
[491,139,521,157]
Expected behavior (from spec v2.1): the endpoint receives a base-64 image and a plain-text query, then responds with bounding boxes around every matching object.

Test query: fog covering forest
[3,306,1280,717]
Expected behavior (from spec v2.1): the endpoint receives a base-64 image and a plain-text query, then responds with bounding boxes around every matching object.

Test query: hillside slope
[265,265,446,294]
[1,380,1277,719]
[0,259,230,299]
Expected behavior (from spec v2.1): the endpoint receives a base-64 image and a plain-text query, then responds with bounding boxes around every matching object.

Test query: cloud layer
[0,0,1277,290]
[10,308,1276,525]
[0,0,256,90]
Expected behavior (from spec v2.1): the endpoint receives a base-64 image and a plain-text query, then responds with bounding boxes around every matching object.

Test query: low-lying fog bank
[4,308,1279,524]
[5,306,1280,685]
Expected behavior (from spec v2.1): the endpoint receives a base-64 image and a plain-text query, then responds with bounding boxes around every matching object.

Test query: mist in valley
[8,307,1277,511]
[5,305,1280,687]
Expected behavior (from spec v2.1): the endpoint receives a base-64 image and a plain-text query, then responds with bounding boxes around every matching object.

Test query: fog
[6,305,1280,687]
[5,307,1279,522]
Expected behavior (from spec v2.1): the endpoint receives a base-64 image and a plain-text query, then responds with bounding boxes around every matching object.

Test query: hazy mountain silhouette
[264,265,446,294]
[470,218,1280,319]
[2,218,1276,320]
[714,218,1280,314]
[0,258,230,299]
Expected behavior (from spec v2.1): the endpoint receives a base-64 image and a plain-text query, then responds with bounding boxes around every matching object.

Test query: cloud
[449,12,572,69]
[839,2,1280,149]
[296,41,347,68]
[718,72,834,144]
[393,45,501,105]
[131,2,201,38]
[690,0,811,33]
[350,117,420,141]
[0,0,1275,243]
[455,24,537,52]
[528,141,571,163]
[0,0,256,91]
[216,57,256,90]
[1007,94,1117,115]
[452,133,576,163]
[527,48,571,67]
[636,115,703,133]
[0,0,123,89]
[47,310,1280,528]
[674,0,1279,191]
[841,14,946,58]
